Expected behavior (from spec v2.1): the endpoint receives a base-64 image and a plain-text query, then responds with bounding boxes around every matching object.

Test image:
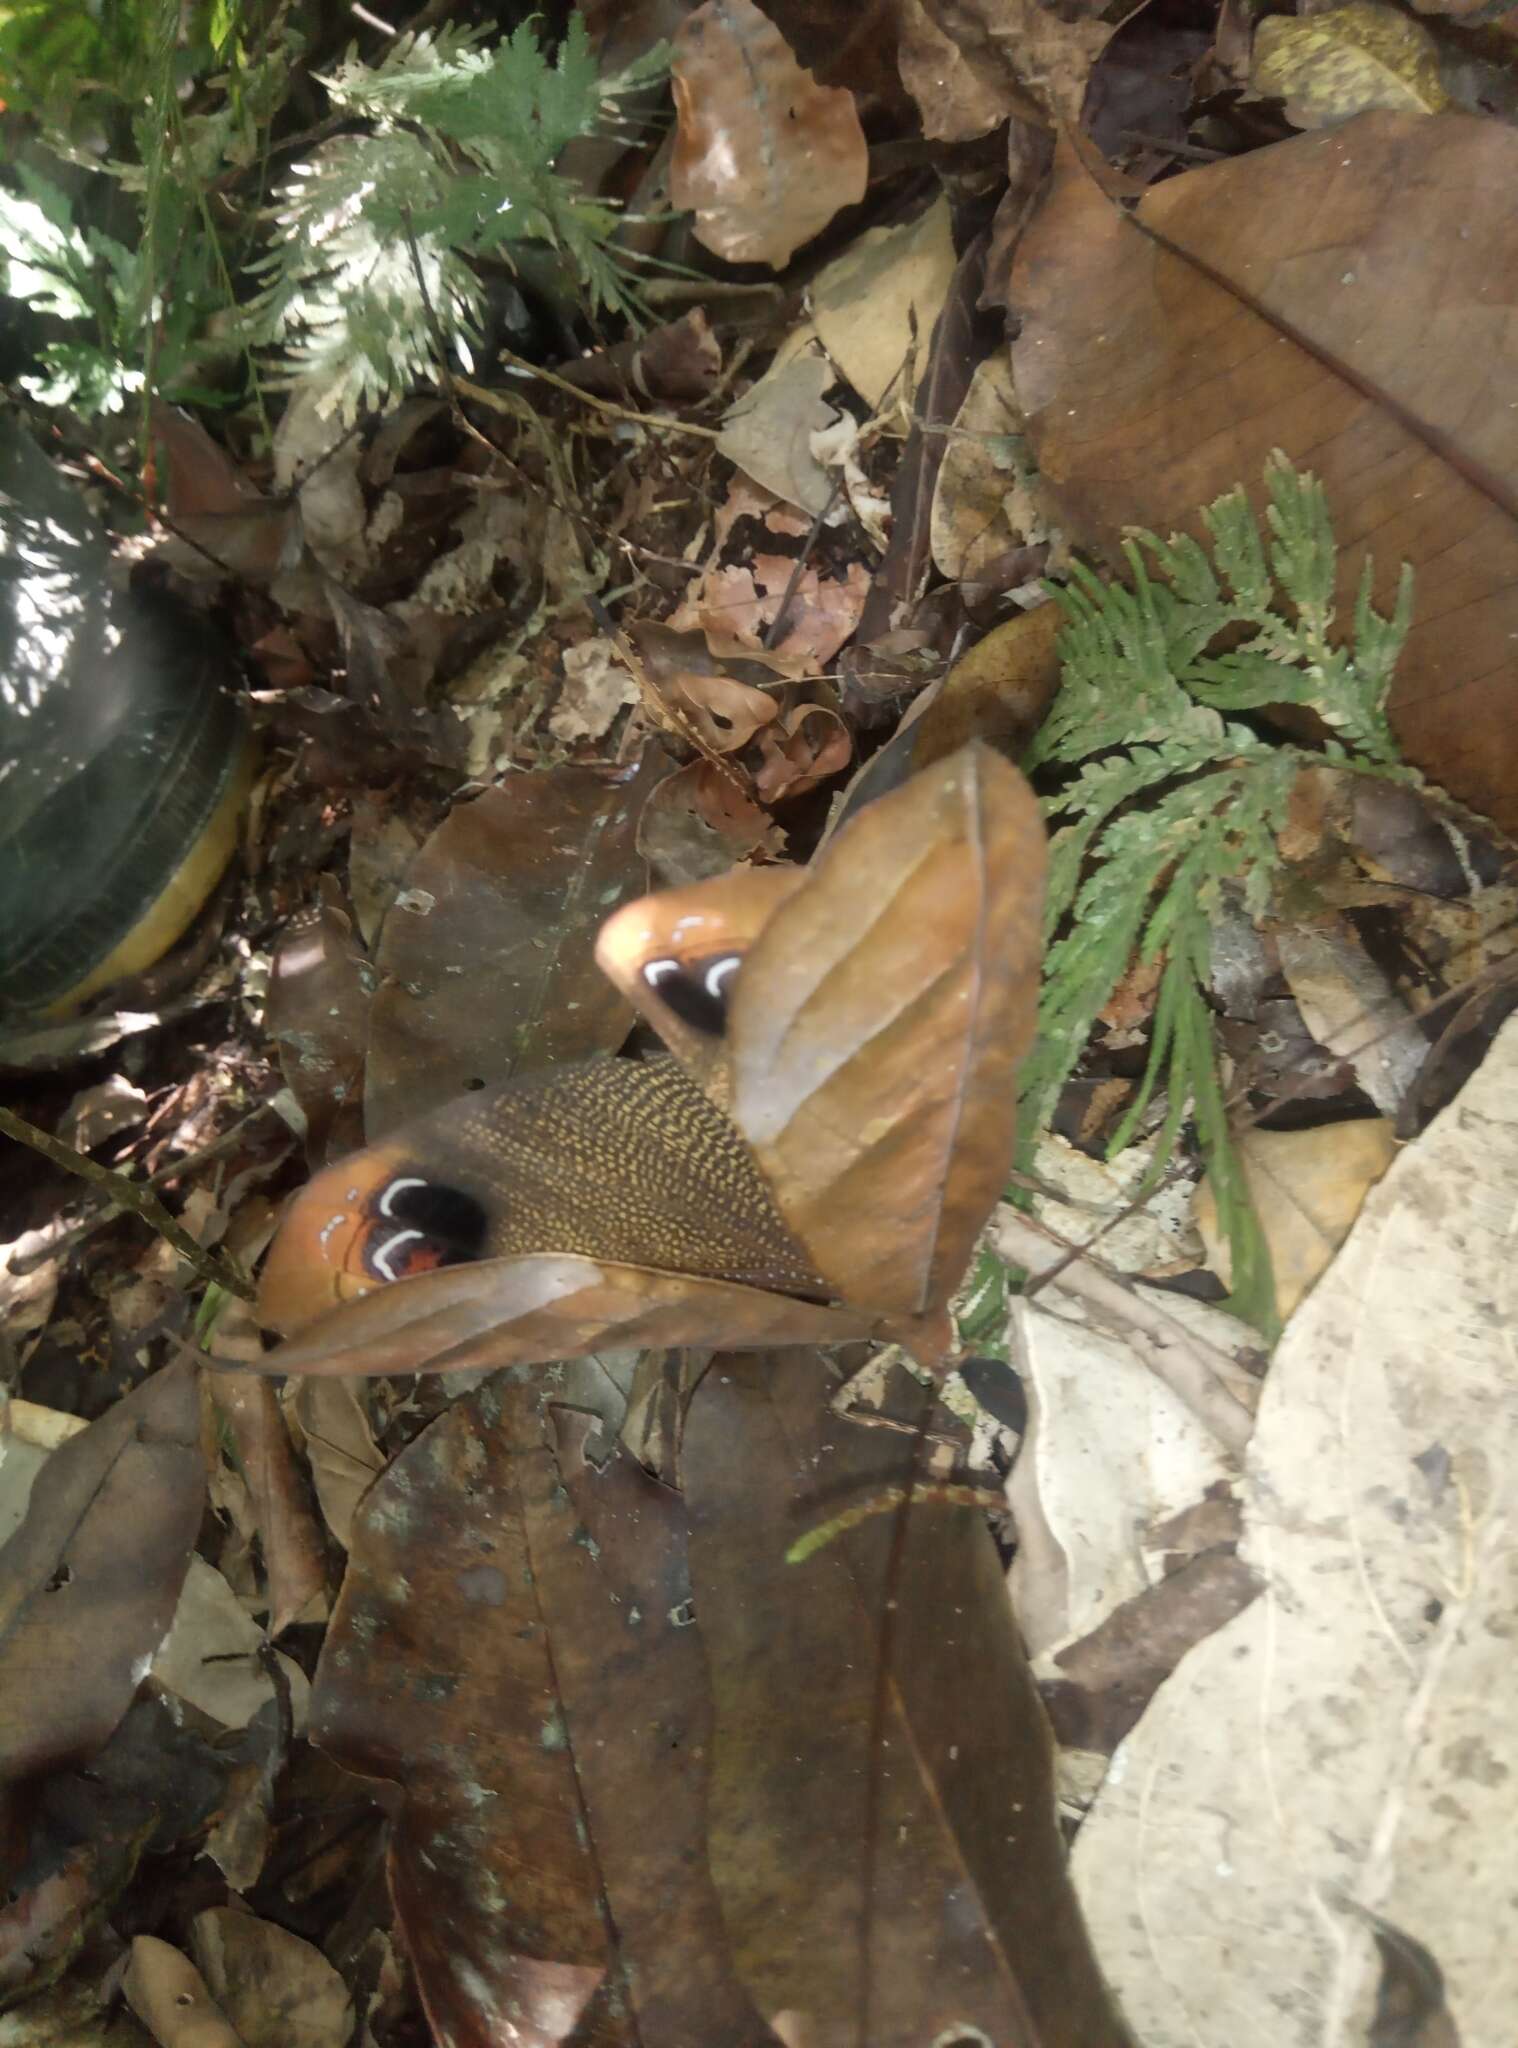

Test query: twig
[0,1106,254,1301]
[458,365,721,441]
[9,1100,281,1277]
[993,1207,1258,1454]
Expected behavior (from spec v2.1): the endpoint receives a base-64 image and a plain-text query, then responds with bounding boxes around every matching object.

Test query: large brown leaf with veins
[1010,112,1518,827]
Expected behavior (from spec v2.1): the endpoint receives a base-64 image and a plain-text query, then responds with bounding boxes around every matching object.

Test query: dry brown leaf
[684,1348,1129,2045]
[364,757,659,1136]
[929,350,1040,581]
[283,1377,383,1551]
[897,0,1017,138]
[637,756,788,883]
[0,1360,201,1783]
[729,746,1045,1338]
[207,1303,329,1635]
[671,557,868,666]
[923,0,1111,127]
[670,0,868,267]
[264,880,370,1164]
[667,670,779,753]
[307,1375,781,2046]
[1010,113,1518,826]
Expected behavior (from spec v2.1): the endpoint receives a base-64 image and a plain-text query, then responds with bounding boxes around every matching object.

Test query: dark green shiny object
[0,416,251,1015]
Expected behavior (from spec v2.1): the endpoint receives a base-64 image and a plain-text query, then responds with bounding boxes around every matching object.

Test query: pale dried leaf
[1252,0,1450,125]
[1194,1118,1397,1319]
[811,196,957,413]
[1074,1015,1518,2046]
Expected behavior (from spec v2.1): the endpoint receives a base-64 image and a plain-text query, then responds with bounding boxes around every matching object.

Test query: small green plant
[243,16,666,418]
[1019,452,1416,1333]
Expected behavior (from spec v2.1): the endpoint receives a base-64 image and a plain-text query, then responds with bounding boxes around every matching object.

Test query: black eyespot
[364,1175,489,1283]
[642,952,741,1036]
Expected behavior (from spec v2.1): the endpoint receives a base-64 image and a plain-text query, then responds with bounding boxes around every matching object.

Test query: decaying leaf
[191,1908,354,2048]
[365,756,659,1136]
[921,0,1113,129]
[282,1377,384,1550]
[1010,113,1518,825]
[670,0,868,267]
[1252,0,1450,126]
[309,1374,780,2046]
[547,636,638,745]
[0,1360,202,1784]
[1074,1013,1518,2045]
[897,0,1021,139]
[1004,1291,1248,1663]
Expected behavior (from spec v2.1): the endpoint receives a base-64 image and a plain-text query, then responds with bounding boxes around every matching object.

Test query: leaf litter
[3,4,1518,2043]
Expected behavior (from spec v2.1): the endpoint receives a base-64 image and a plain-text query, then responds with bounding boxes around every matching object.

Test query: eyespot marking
[641,951,742,1036]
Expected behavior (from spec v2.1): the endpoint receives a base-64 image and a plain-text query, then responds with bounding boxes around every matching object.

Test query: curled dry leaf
[752,702,853,803]
[666,670,779,754]
[670,0,868,268]
[364,755,660,1137]
[0,1359,202,1783]
[206,1313,328,1637]
[1010,112,1518,826]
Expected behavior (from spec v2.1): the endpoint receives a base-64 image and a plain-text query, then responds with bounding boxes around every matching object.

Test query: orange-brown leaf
[730,744,1047,1330]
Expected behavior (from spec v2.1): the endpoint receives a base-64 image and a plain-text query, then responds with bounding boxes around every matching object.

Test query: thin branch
[0,1105,254,1301]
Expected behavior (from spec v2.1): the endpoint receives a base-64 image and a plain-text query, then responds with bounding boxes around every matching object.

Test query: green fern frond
[243,14,663,417]
[1021,452,1416,1333]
